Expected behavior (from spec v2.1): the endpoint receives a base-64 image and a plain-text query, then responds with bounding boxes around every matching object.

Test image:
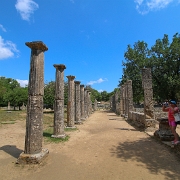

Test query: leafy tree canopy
[119,33,180,103]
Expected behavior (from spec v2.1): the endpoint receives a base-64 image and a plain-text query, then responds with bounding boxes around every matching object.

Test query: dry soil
[1,110,180,180]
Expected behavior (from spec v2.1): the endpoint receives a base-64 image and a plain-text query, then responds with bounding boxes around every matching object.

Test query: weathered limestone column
[88,92,92,114]
[21,102,26,110]
[142,68,156,131]
[127,80,134,118]
[111,95,115,112]
[142,68,154,118]
[80,85,85,120]
[66,75,76,128]
[17,41,48,164]
[7,102,11,111]
[124,83,128,116]
[115,91,119,114]
[84,88,88,118]
[120,86,123,115]
[94,99,97,111]
[87,91,91,115]
[74,81,82,124]
[52,64,66,138]
[122,85,125,116]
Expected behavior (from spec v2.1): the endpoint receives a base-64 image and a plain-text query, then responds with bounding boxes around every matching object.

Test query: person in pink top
[162,100,179,144]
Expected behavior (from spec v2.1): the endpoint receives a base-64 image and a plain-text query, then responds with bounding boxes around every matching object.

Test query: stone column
[142,68,156,131]
[127,80,134,118]
[52,64,66,138]
[87,91,90,116]
[111,95,115,112]
[84,88,88,118]
[88,92,92,114]
[120,86,123,115]
[66,75,76,128]
[122,85,125,116]
[80,85,85,120]
[125,82,128,117]
[7,102,11,111]
[115,91,119,114]
[17,41,48,164]
[74,81,81,124]
[21,102,26,110]
[142,68,154,118]
[94,99,97,111]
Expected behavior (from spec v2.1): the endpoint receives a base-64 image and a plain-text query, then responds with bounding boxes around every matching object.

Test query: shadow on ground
[0,145,23,158]
[110,137,180,179]
[114,127,139,131]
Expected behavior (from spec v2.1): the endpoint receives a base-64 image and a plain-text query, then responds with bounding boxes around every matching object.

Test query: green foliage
[64,81,68,105]
[43,81,69,109]
[120,33,180,103]
[0,109,26,124]
[43,127,70,143]
[0,77,27,107]
[85,85,112,102]
[44,81,55,109]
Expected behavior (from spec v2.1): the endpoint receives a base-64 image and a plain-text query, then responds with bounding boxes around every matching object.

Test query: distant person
[162,100,179,145]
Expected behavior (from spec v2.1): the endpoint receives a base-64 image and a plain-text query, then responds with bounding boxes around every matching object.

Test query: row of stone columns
[111,70,154,119]
[17,41,94,164]
[119,80,134,117]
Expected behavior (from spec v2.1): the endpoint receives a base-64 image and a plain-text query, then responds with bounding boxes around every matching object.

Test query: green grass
[64,127,78,131]
[0,109,26,124]
[43,127,70,143]
[1,121,16,124]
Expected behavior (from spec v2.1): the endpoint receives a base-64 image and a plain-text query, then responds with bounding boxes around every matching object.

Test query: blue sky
[0,0,180,92]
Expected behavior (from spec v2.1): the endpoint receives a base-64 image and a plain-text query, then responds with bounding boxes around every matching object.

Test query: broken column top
[25,41,48,51]
[74,81,81,84]
[80,84,84,87]
[66,75,75,80]
[53,64,66,70]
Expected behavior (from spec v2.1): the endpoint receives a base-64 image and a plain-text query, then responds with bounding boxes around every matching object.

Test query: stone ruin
[110,68,174,140]
[16,41,96,164]
[17,41,49,164]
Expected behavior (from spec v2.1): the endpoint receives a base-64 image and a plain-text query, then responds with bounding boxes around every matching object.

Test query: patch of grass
[43,112,67,129]
[64,127,78,131]
[0,110,26,124]
[43,127,69,143]
[1,121,16,124]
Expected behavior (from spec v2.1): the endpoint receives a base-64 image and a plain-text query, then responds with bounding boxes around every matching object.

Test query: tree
[0,77,21,107]
[3,87,28,110]
[120,33,180,103]
[120,41,149,103]
[44,81,55,109]
[43,80,69,109]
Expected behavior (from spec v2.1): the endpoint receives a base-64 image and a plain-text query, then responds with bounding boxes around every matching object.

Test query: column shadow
[0,145,23,158]
[110,138,180,179]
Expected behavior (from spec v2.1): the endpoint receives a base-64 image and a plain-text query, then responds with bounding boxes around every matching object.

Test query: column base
[75,121,83,125]
[66,126,77,129]
[51,134,66,139]
[81,118,86,121]
[16,148,49,164]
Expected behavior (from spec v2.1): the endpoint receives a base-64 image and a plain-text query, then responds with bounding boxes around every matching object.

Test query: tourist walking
[162,100,179,144]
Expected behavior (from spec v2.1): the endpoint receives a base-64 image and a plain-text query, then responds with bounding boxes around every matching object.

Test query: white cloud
[134,0,179,14]
[16,79,28,87]
[98,89,104,92]
[87,78,108,86]
[0,36,19,60]
[0,24,7,32]
[15,0,39,21]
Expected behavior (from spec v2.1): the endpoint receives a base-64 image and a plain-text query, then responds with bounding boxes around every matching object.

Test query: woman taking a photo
[162,100,179,145]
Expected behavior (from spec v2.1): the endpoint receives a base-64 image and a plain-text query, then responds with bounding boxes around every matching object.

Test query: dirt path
[1,110,180,180]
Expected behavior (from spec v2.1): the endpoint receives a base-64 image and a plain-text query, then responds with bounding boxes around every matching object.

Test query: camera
[163,102,168,107]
